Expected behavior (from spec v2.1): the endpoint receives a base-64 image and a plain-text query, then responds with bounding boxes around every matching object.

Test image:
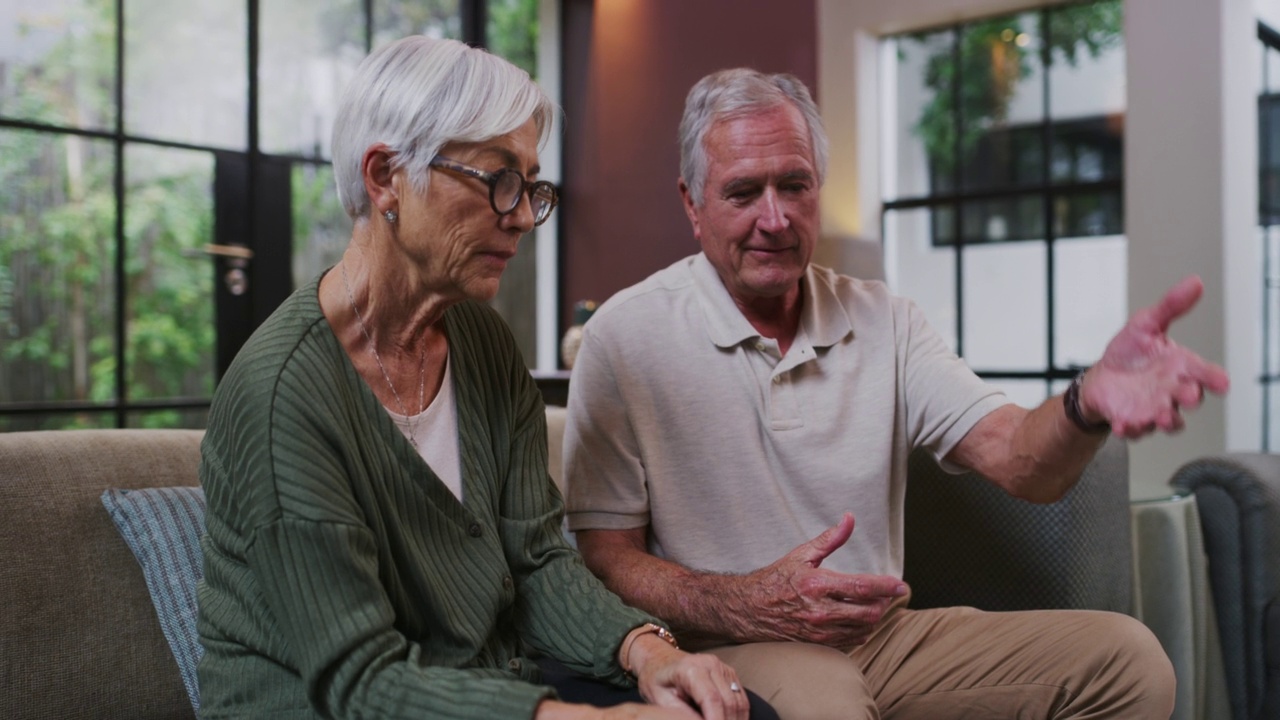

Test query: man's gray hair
[332,36,556,219]
[678,68,828,207]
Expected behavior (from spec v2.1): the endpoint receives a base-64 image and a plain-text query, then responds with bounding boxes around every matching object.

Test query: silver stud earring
[384,209,398,224]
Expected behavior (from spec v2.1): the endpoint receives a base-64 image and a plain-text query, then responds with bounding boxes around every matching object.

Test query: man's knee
[1076,612,1176,718]
[709,642,878,720]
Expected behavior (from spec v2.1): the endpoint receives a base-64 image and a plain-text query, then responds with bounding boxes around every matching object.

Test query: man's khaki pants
[706,605,1176,720]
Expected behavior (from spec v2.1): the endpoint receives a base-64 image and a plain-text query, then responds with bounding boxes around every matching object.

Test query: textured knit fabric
[197,277,653,720]
[564,253,1006,578]
[1,428,203,720]
[102,486,208,715]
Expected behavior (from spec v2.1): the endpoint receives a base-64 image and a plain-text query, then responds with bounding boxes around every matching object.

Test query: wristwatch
[620,622,679,676]
[1064,370,1111,434]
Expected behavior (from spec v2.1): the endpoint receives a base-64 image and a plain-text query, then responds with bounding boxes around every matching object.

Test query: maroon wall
[559,0,818,333]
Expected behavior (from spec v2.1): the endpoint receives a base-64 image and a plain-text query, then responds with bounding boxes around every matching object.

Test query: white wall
[818,0,1260,500]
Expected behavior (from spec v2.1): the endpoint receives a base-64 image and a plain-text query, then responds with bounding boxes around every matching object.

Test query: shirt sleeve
[898,298,1008,471]
[561,324,653,532]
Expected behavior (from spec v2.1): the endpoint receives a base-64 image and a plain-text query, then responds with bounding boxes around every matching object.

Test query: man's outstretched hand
[1081,275,1230,439]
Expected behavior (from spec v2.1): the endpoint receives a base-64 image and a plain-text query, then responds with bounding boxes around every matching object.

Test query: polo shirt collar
[692,252,854,350]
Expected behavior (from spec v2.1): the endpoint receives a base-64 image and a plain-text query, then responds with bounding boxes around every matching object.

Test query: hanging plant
[907,0,1123,179]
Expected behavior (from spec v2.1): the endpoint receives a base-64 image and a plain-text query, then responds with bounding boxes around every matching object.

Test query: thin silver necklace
[340,262,427,445]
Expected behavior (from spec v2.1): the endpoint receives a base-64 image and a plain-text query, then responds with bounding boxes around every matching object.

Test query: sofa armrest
[1170,453,1280,720]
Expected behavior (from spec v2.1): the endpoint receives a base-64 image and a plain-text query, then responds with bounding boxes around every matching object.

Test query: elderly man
[562,67,1229,720]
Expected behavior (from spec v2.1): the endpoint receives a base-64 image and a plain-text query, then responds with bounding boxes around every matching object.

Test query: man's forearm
[952,397,1108,504]
[576,529,757,646]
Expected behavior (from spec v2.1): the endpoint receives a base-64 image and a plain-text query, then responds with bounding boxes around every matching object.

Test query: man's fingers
[1185,354,1231,395]
[804,512,854,566]
[815,572,907,603]
[1144,275,1204,333]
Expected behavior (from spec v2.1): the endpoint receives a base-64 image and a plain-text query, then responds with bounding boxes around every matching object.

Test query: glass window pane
[1052,190,1122,238]
[126,407,209,429]
[260,0,364,158]
[1049,116,1123,185]
[124,0,247,149]
[374,0,459,48]
[1268,227,1280,375]
[884,206,957,352]
[1268,383,1280,451]
[292,163,352,287]
[124,145,215,402]
[1046,0,1124,116]
[1053,235,1126,368]
[0,0,116,130]
[957,196,1044,245]
[961,241,1047,371]
[486,0,538,78]
[0,411,116,432]
[958,11,1044,192]
[886,30,954,199]
[0,129,117,406]
[1262,94,1280,223]
[1048,0,1124,186]
[1269,42,1280,95]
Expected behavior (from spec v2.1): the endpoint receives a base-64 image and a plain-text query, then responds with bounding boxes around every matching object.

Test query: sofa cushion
[0,428,202,720]
[102,486,207,715]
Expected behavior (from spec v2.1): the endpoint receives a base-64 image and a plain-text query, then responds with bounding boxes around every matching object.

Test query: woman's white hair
[678,68,828,207]
[332,36,556,219]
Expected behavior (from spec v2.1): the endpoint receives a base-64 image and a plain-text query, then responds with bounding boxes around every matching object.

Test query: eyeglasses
[428,156,559,226]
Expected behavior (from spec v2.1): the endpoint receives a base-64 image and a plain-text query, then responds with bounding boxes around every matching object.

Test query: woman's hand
[628,635,750,720]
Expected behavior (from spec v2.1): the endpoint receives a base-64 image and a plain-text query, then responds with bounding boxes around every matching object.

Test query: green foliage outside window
[3,0,541,430]
[488,0,539,78]
[909,0,1123,178]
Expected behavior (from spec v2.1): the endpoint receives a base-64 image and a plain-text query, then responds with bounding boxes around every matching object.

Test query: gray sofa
[1171,454,1280,720]
[0,410,1133,719]
[0,429,203,720]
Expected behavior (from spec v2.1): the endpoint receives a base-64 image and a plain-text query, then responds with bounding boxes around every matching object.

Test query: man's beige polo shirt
[564,253,1006,578]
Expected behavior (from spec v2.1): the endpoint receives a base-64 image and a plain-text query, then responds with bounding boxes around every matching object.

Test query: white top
[563,253,1006,578]
[389,355,463,501]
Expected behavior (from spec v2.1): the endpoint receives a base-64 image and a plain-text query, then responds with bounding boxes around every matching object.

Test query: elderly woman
[196,36,774,720]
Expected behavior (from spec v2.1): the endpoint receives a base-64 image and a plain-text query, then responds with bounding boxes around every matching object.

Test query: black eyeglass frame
[428,155,559,226]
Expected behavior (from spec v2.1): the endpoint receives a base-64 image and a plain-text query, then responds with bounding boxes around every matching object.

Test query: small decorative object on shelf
[560,300,597,370]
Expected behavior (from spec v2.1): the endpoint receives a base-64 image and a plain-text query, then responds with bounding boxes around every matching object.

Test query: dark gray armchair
[903,436,1131,613]
[1170,453,1280,720]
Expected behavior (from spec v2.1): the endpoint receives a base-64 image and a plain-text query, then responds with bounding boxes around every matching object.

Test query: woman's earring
[384,209,398,224]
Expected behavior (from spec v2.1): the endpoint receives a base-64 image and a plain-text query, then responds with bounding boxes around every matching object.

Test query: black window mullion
[1261,29,1278,450]
[461,0,488,47]
[1042,8,1058,383]
[113,0,127,427]
[951,25,965,359]
[1263,42,1272,450]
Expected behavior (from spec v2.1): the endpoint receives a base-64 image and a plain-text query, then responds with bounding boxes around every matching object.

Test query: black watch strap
[1064,371,1111,434]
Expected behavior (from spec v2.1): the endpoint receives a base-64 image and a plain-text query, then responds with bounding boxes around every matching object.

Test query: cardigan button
[502,575,514,590]
[468,522,483,538]
[507,658,522,672]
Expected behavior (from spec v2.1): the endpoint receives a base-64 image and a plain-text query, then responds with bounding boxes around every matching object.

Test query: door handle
[182,244,254,296]
[197,244,254,260]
